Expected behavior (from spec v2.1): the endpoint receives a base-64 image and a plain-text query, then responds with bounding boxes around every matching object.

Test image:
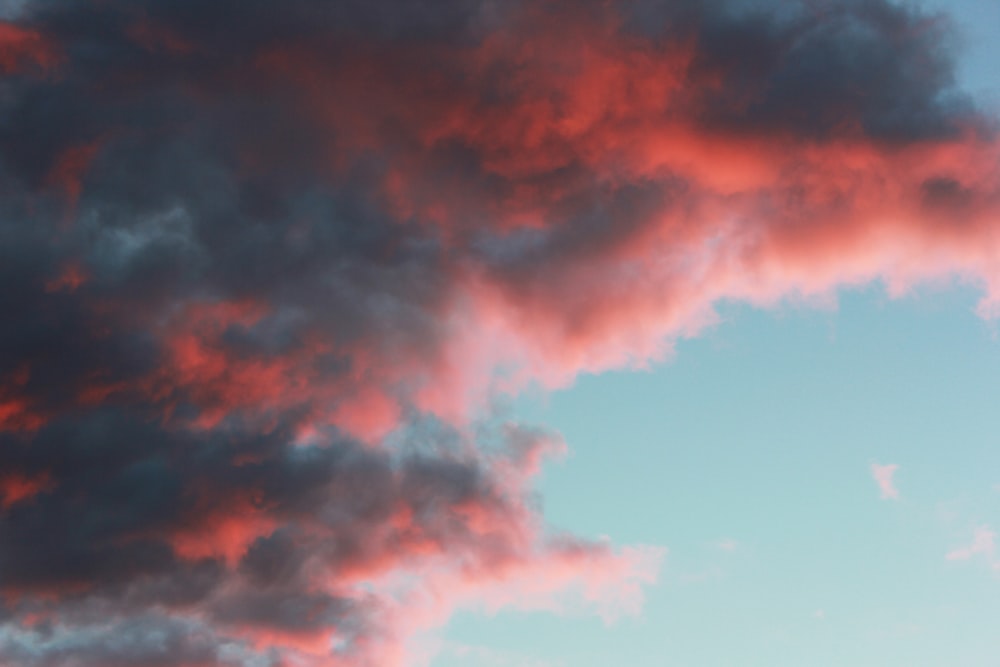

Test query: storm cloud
[1,0,998,664]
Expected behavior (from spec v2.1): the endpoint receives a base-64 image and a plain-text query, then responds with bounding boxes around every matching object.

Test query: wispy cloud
[871,463,901,500]
[946,525,998,566]
[715,538,739,552]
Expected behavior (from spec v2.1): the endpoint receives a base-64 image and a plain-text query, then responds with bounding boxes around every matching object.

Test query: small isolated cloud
[871,463,900,500]
[813,609,825,620]
[715,538,738,552]
[946,525,997,564]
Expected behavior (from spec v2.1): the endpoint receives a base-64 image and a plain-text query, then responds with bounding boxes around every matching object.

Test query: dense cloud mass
[1,0,998,664]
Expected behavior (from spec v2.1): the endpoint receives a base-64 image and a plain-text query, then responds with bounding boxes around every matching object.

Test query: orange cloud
[0,21,60,75]
[2,1,998,664]
[0,472,53,509]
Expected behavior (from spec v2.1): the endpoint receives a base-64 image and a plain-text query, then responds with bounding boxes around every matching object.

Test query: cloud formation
[1,0,998,664]
[946,525,998,567]
[871,463,900,500]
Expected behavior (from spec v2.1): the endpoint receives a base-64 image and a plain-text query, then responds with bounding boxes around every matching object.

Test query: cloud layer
[2,0,998,664]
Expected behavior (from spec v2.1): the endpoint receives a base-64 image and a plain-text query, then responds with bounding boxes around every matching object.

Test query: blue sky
[436,289,1000,667]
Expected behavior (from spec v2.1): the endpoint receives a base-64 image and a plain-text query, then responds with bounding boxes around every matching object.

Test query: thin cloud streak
[946,525,997,565]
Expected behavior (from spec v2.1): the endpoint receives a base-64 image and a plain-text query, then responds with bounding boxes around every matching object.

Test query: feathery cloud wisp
[871,463,901,500]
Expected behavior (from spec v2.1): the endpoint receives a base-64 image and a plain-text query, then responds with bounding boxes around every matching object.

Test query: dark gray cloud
[1,0,995,664]
[0,410,547,664]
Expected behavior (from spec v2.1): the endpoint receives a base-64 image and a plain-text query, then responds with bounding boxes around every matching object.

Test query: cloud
[871,463,901,500]
[0,20,59,74]
[0,0,998,664]
[715,538,739,552]
[0,413,660,666]
[946,525,997,565]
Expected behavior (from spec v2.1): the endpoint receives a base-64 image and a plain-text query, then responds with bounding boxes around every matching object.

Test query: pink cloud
[0,21,61,74]
[946,525,997,563]
[871,463,900,500]
[3,1,1000,664]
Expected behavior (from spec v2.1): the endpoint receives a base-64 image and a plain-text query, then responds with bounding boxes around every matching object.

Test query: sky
[0,1,999,666]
